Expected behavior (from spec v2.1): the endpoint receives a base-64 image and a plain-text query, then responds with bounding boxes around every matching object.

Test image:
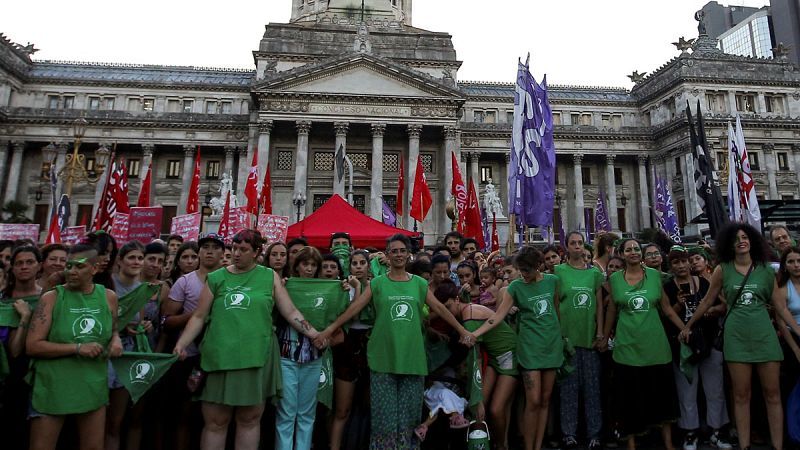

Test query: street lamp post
[47,118,109,199]
[292,192,306,222]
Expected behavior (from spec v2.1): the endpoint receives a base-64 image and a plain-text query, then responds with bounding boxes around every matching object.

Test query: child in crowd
[478,266,500,310]
[414,368,470,441]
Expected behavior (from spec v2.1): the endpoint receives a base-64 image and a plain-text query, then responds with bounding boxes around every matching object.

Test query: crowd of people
[0,222,799,450]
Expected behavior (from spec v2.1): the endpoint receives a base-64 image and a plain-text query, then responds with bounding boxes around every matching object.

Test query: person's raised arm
[424,289,473,345]
[684,266,724,331]
[772,279,800,338]
[471,288,515,339]
[173,282,214,359]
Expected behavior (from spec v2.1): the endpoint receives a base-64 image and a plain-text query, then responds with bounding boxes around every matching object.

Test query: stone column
[469,152,480,189]
[179,144,195,214]
[257,121,272,182]
[141,144,154,183]
[405,124,423,227]
[605,154,618,231]
[757,93,767,115]
[792,144,800,191]
[0,141,8,201]
[224,145,236,178]
[238,123,260,198]
[93,143,111,218]
[728,90,738,115]
[3,141,24,204]
[637,155,651,229]
[54,142,68,199]
[572,153,585,230]
[293,121,312,220]
[763,143,779,199]
[333,122,349,197]
[370,123,386,221]
[443,126,458,232]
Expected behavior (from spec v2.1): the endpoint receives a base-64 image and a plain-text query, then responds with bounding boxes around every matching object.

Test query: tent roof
[286,195,419,250]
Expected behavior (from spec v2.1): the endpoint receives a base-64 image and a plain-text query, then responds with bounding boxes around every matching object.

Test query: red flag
[463,181,486,249]
[93,152,128,231]
[186,147,201,214]
[410,158,432,222]
[491,213,500,252]
[92,150,115,231]
[137,162,152,207]
[217,191,232,241]
[113,159,130,215]
[451,152,468,233]
[396,158,404,216]
[244,150,259,216]
[260,163,272,215]
[45,213,61,244]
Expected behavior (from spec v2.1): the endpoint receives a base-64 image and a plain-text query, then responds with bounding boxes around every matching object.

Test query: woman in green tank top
[174,230,323,450]
[26,243,123,450]
[683,224,800,450]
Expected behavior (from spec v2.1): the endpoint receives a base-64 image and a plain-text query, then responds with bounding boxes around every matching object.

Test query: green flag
[109,351,177,403]
[467,347,483,408]
[317,350,334,409]
[117,284,160,327]
[0,295,40,327]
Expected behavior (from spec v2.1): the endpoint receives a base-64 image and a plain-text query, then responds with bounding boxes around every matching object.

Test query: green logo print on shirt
[71,311,103,340]
[739,291,754,306]
[528,294,551,317]
[389,297,414,321]
[573,291,591,309]
[628,295,649,312]
[224,289,251,310]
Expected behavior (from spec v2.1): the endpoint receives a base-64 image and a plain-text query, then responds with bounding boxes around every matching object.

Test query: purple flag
[382,200,396,227]
[662,179,683,243]
[654,174,667,232]
[594,190,612,232]
[509,56,556,228]
[480,206,491,252]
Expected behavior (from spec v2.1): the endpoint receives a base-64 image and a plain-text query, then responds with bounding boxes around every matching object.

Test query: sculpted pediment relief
[285,66,433,97]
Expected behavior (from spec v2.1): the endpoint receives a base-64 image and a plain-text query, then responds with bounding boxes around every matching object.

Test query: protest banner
[110,213,129,243]
[127,207,163,243]
[170,212,201,241]
[0,223,40,242]
[257,214,290,243]
[62,226,87,246]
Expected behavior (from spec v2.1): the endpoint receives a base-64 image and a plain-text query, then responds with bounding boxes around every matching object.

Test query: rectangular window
[103,97,115,110]
[314,194,332,211]
[554,167,559,185]
[47,95,59,109]
[474,110,485,123]
[182,99,193,113]
[677,199,686,228]
[736,93,756,112]
[277,151,294,171]
[166,160,181,179]
[617,208,627,232]
[614,168,623,185]
[383,195,397,213]
[552,112,561,125]
[778,152,790,170]
[127,98,141,111]
[353,195,366,214]
[570,113,580,126]
[88,96,101,111]
[34,204,49,228]
[581,167,591,185]
[765,95,784,114]
[142,98,155,112]
[221,101,232,114]
[127,159,140,178]
[601,114,611,128]
[506,111,514,124]
[205,160,221,179]
[706,92,727,114]
[63,96,75,109]
[716,151,726,170]
[205,101,217,114]
[484,110,496,124]
[782,194,795,200]
[675,157,682,176]
[480,166,493,184]
[750,152,760,170]
[166,99,181,113]
[611,114,623,129]
[580,113,593,126]
[85,158,96,175]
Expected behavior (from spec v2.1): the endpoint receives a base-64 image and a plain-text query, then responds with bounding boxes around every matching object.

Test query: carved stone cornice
[334,122,349,137]
[407,124,423,139]
[5,108,249,132]
[258,120,274,134]
[370,123,386,137]
[296,121,312,135]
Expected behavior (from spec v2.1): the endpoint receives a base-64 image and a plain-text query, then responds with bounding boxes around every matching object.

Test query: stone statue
[354,22,372,53]
[210,172,237,217]
[695,10,707,35]
[672,36,695,53]
[627,71,647,84]
[483,179,505,218]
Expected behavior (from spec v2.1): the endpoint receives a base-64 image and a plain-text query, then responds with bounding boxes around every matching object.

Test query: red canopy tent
[286,194,419,251]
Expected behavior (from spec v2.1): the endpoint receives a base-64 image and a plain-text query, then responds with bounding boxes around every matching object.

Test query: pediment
[253,53,464,100]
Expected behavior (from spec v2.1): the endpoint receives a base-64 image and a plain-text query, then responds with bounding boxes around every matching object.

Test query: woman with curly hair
[683,223,800,450]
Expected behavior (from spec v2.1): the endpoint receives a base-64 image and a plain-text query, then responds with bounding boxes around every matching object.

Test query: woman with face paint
[26,243,123,450]
[602,239,684,450]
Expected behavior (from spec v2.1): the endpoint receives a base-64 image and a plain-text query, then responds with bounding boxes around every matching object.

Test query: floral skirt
[370,371,424,450]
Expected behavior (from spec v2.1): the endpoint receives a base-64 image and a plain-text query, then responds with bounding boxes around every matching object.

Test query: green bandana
[557,337,576,381]
[466,347,484,409]
[370,257,388,278]
[109,351,178,403]
[0,295,40,328]
[679,343,696,383]
[331,244,351,278]
[117,284,161,327]
[317,351,334,409]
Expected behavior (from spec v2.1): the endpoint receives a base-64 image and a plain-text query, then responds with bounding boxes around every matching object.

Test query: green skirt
[198,340,282,406]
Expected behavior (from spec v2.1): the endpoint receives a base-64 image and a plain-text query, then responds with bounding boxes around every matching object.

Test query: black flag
[687,101,728,238]
[335,143,345,183]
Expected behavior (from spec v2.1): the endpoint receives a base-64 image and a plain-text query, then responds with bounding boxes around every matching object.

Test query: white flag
[729,116,761,230]
[727,122,742,223]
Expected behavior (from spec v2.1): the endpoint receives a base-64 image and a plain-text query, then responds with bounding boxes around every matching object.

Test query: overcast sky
[1,0,770,87]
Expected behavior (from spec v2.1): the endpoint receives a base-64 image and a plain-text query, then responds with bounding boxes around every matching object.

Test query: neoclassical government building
[2,0,800,244]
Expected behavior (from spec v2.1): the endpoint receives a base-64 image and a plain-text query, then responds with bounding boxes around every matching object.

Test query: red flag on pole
[260,163,272,215]
[92,150,115,231]
[409,158,432,223]
[451,152,468,233]
[217,191,232,241]
[491,213,500,252]
[463,181,486,249]
[396,158,404,216]
[113,159,130,215]
[186,146,201,214]
[45,213,61,244]
[136,162,152,207]
[244,150,259,216]
[93,151,128,232]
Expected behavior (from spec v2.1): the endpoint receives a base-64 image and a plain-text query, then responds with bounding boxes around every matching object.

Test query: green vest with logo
[31,285,112,415]
[201,265,274,372]
[366,274,428,376]
[721,262,782,362]
[555,263,604,349]
[507,274,563,370]
[608,267,671,366]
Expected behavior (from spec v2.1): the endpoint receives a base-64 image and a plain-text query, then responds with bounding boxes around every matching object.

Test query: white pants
[672,348,730,431]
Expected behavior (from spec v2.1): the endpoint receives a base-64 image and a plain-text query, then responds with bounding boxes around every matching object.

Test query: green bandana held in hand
[0,295,40,328]
[331,244,351,278]
[110,352,178,403]
[117,284,161,327]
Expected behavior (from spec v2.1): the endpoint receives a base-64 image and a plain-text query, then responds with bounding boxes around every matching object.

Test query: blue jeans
[275,357,323,450]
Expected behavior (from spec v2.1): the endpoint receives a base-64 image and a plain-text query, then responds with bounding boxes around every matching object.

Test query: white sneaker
[710,430,733,449]
[682,433,698,450]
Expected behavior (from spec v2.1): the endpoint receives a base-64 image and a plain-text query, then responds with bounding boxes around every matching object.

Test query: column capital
[762,142,775,153]
[258,120,274,134]
[407,124,423,138]
[462,153,470,163]
[637,154,649,164]
[141,143,154,157]
[10,140,25,151]
[443,125,458,139]
[334,121,350,136]
[296,120,312,135]
[605,154,616,164]
[55,142,69,154]
[792,143,800,154]
[468,151,481,161]
[224,145,237,156]
[183,144,195,156]
[371,123,387,137]
[572,153,583,164]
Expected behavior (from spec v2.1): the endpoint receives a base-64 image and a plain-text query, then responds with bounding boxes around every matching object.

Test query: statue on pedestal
[483,179,505,219]
[210,172,237,217]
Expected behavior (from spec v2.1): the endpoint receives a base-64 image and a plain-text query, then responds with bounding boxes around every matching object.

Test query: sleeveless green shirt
[507,274,564,370]
[555,263,604,349]
[31,285,112,415]
[367,274,428,376]
[721,262,782,363]
[608,267,671,366]
[201,265,275,372]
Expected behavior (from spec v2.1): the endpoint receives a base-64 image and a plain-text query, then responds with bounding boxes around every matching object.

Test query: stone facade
[1,2,800,244]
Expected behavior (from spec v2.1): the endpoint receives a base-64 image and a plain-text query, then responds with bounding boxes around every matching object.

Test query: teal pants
[275,357,322,450]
